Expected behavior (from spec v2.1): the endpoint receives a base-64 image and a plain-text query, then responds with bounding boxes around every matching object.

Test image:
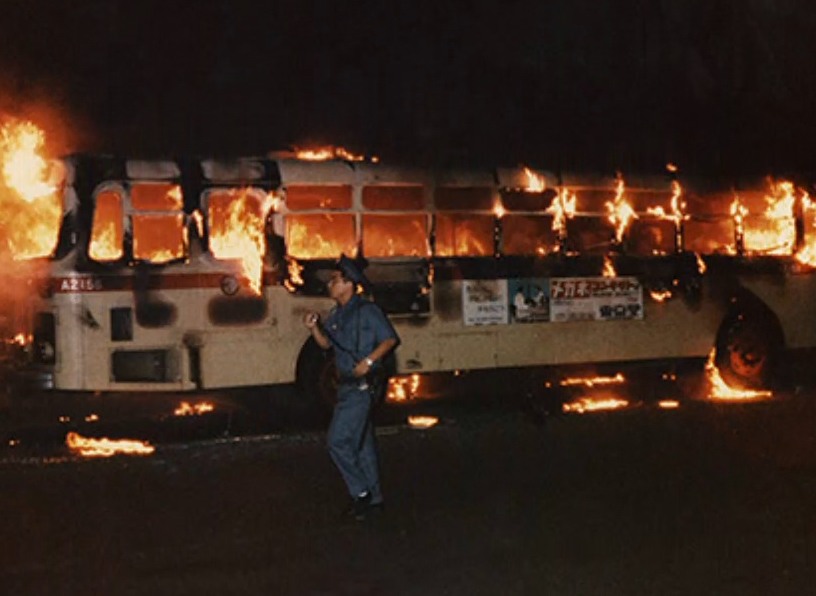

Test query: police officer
[303,254,400,520]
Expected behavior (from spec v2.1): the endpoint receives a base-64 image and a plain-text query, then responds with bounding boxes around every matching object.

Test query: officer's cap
[336,254,371,291]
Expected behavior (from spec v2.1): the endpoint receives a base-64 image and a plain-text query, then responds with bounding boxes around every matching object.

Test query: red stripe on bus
[50,272,284,293]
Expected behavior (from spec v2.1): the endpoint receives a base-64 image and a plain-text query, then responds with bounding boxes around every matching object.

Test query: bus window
[499,189,558,212]
[286,213,356,259]
[435,187,494,211]
[684,219,735,254]
[286,185,352,210]
[130,183,183,211]
[435,214,494,256]
[363,214,428,257]
[130,183,186,263]
[626,219,677,256]
[564,216,615,255]
[207,189,267,260]
[89,189,124,261]
[132,213,186,263]
[362,186,425,210]
[744,214,796,255]
[502,215,557,256]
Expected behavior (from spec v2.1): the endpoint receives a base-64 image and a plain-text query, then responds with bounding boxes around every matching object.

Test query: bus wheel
[715,319,780,390]
[295,337,337,413]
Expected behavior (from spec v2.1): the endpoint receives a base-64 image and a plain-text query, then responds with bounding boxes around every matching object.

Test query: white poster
[549,277,643,322]
[462,279,509,326]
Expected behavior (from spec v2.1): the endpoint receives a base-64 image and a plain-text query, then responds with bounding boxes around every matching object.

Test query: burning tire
[295,337,337,413]
[715,315,782,390]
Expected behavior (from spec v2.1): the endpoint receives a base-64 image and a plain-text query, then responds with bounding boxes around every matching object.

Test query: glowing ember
[387,374,422,402]
[295,146,368,162]
[174,401,215,416]
[560,373,625,388]
[704,349,772,401]
[562,397,629,414]
[523,167,546,192]
[605,176,638,243]
[658,400,680,409]
[0,120,63,259]
[666,163,678,173]
[408,415,438,429]
[11,333,30,346]
[649,290,672,302]
[84,414,99,422]
[209,189,278,294]
[66,432,155,458]
[602,256,616,277]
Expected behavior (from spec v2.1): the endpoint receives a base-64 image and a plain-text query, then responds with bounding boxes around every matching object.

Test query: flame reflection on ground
[407,416,439,429]
[562,396,630,414]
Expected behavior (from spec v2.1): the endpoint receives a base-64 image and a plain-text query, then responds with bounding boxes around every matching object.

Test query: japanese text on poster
[462,279,509,326]
[549,277,643,322]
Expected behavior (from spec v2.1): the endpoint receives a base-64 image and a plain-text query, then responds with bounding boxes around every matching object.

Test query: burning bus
[3,134,816,409]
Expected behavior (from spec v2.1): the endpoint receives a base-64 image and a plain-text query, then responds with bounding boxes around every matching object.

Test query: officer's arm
[364,306,400,365]
[365,337,398,365]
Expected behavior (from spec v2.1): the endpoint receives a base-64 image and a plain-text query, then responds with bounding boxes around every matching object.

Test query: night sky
[1,0,816,177]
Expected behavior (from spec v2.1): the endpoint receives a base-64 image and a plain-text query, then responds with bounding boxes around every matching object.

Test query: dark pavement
[0,386,814,596]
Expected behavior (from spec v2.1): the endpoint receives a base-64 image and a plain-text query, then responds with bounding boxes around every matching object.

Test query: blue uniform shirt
[323,294,399,378]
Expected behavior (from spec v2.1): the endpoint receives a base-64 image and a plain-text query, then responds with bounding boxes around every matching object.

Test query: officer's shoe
[343,492,372,521]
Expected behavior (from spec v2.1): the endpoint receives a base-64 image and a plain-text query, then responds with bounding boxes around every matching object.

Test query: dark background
[1,0,815,177]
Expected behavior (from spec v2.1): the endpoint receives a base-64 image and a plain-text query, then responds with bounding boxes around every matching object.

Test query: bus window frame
[127,181,188,265]
[201,186,271,259]
[87,182,128,264]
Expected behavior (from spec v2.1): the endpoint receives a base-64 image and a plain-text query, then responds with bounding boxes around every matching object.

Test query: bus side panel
[740,273,816,349]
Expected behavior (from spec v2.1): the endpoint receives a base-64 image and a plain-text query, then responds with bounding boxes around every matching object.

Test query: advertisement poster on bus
[549,277,643,322]
[462,279,509,326]
[508,278,550,323]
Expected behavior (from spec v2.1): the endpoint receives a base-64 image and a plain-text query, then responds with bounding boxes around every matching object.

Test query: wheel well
[715,287,785,353]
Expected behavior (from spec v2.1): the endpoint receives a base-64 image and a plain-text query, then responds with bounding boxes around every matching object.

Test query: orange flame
[387,374,422,402]
[174,401,215,416]
[0,120,63,259]
[286,216,356,259]
[408,415,438,429]
[545,188,577,241]
[649,290,672,302]
[562,396,629,414]
[560,373,625,388]
[658,400,680,409]
[743,180,797,255]
[66,432,155,458]
[295,146,369,162]
[704,349,772,401]
[695,253,707,274]
[209,189,278,294]
[523,167,546,192]
[605,176,637,243]
[602,256,616,277]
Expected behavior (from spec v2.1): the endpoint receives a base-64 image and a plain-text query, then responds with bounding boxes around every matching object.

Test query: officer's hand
[353,360,370,378]
[303,311,320,329]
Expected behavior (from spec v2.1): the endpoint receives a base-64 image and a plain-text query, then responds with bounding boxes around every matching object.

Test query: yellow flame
[174,401,215,416]
[658,400,680,409]
[295,146,367,162]
[743,180,796,255]
[408,415,438,429]
[602,256,616,277]
[523,167,546,192]
[0,120,63,259]
[493,197,506,219]
[546,188,577,241]
[387,374,422,402]
[562,397,629,414]
[695,253,707,274]
[66,432,155,458]
[560,373,625,388]
[704,349,772,401]
[605,176,638,243]
[649,290,672,302]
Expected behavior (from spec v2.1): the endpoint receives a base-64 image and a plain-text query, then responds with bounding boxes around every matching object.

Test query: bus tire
[295,337,337,415]
[714,313,782,391]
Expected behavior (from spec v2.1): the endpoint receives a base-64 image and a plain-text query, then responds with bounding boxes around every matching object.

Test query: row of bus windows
[87,184,804,263]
